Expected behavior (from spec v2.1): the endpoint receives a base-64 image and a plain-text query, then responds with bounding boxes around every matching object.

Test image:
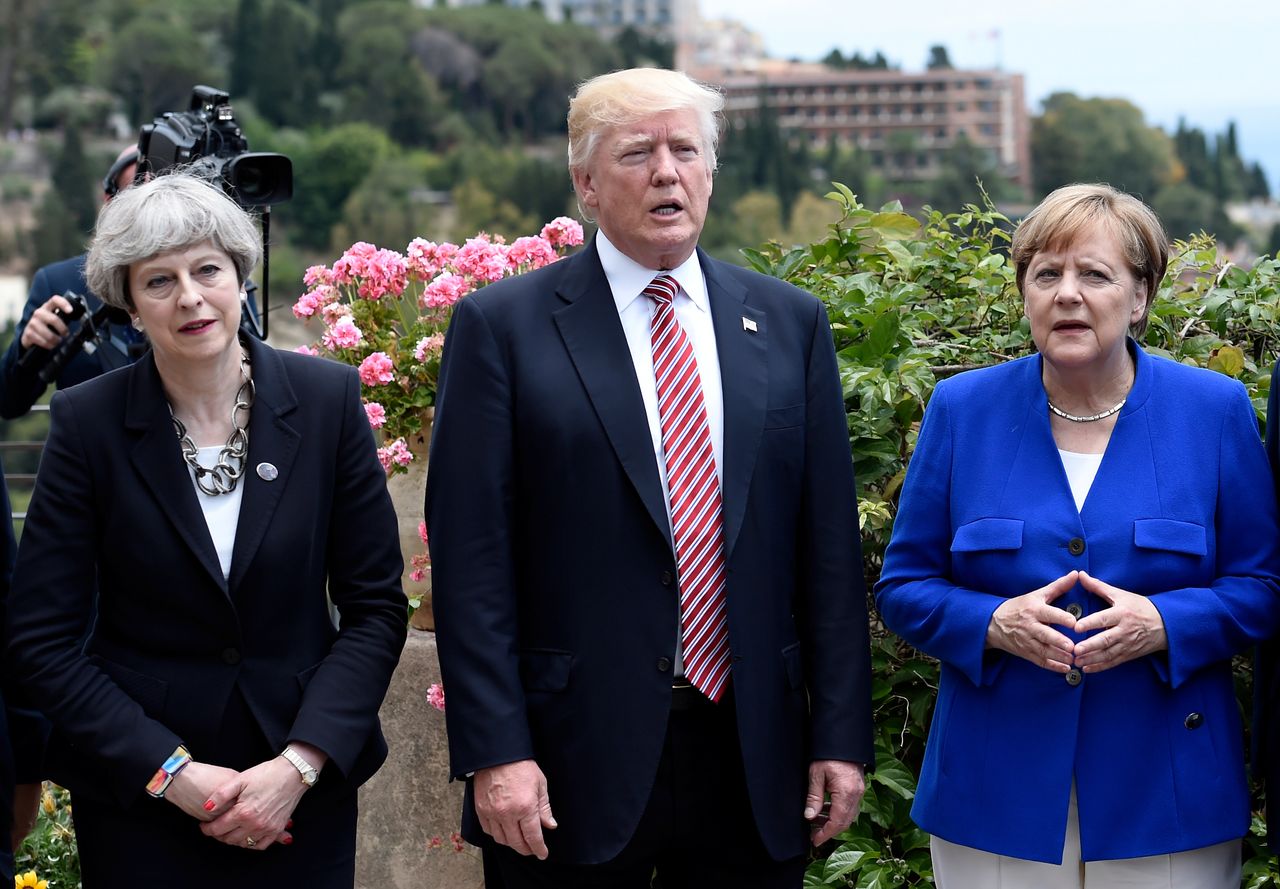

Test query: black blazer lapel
[227,338,302,592]
[552,242,673,550]
[702,252,766,562]
[125,354,228,592]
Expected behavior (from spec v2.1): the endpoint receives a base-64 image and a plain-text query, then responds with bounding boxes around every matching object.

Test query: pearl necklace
[1046,397,1125,423]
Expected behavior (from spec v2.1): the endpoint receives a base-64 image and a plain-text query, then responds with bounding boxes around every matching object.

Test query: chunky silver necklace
[171,353,254,495]
[1047,397,1125,423]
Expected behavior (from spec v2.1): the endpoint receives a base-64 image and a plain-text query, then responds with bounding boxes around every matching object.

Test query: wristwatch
[281,745,319,787]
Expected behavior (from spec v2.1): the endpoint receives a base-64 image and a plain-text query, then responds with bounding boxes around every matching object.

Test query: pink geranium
[540,217,585,249]
[303,264,334,288]
[376,438,414,473]
[406,239,460,281]
[322,317,363,350]
[426,683,446,712]
[507,236,557,271]
[421,273,473,308]
[358,352,396,386]
[364,402,387,429]
[453,236,509,284]
[295,344,319,357]
[414,333,446,362]
[333,242,408,300]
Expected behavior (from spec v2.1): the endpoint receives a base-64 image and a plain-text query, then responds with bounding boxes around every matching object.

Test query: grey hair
[86,171,262,311]
[567,68,724,179]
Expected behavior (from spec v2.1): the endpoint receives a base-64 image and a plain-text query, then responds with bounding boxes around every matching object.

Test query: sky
[696,0,1280,194]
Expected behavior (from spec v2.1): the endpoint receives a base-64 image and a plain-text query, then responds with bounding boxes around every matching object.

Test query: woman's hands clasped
[985,570,1167,674]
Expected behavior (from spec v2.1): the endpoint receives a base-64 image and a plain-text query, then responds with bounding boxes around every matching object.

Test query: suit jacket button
[660,570,674,587]
[1068,537,1086,556]
[1185,712,1204,729]
[1065,668,1083,686]
[656,657,672,672]
[1066,603,1083,619]
[221,647,242,666]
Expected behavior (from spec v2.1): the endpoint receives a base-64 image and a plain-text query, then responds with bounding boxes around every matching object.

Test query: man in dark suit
[427,67,874,887]
[0,147,144,419]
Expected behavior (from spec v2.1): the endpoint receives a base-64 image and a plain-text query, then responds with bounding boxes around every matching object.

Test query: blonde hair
[1011,183,1168,336]
[86,172,261,310]
[567,68,724,177]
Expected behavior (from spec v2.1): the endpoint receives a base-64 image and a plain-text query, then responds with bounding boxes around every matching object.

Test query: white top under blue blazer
[876,342,1280,864]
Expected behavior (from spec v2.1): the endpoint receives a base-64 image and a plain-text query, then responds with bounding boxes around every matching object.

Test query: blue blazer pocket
[950,518,1024,552]
[518,648,573,693]
[1133,519,1207,556]
[86,655,169,717]
[781,641,804,689]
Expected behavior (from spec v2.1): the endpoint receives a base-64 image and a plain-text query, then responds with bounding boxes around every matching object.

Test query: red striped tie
[644,274,731,702]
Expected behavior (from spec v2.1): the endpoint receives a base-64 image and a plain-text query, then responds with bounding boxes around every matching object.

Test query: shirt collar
[596,230,709,315]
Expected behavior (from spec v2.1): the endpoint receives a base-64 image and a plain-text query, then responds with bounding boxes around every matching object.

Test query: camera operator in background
[0,146,145,419]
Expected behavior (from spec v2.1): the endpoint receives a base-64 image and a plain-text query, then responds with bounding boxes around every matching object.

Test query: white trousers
[931,787,1240,889]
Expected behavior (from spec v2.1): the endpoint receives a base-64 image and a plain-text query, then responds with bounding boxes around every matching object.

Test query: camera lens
[227,153,293,206]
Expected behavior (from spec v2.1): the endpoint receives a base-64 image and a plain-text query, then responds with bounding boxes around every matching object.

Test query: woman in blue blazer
[5,174,407,887]
[877,184,1280,887]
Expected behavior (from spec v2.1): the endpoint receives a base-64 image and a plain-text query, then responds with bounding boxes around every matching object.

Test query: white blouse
[189,445,244,579]
[1057,449,1104,513]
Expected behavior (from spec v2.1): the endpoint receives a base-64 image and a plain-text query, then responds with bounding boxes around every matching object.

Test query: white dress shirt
[597,231,724,677]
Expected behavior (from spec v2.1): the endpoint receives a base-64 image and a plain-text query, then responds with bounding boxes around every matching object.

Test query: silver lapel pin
[256,462,278,481]
[742,317,758,333]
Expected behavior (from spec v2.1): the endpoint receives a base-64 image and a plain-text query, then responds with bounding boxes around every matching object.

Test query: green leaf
[869,212,919,240]
[869,757,917,800]
[1207,344,1245,377]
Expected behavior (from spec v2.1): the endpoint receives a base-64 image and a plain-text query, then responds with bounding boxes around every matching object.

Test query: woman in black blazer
[6,173,407,887]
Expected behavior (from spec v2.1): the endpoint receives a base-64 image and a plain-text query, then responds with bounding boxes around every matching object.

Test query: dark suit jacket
[1,462,43,881]
[5,335,407,810]
[1256,360,1280,848]
[426,239,875,865]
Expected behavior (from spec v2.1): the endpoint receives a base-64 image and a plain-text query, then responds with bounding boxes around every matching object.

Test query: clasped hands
[163,743,325,852]
[986,570,1167,673]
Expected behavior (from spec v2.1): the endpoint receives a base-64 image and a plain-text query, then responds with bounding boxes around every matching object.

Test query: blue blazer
[426,238,875,864]
[5,336,407,811]
[876,344,1280,863]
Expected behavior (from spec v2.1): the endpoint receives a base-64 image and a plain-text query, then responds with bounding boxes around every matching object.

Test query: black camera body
[137,85,292,207]
[16,293,136,385]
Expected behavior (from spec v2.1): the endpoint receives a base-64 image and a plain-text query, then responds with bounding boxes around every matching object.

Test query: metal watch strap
[282,745,318,786]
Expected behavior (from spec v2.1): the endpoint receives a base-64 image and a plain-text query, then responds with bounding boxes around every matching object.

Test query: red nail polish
[286,819,293,829]
[203,801,215,812]
[282,835,293,845]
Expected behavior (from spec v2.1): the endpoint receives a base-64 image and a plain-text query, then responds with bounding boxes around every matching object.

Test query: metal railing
[2,402,49,523]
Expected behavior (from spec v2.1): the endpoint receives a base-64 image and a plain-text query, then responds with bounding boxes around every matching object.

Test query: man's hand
[986,571,1079,672]
[1071,571,1167,673]
[11,782,41,852]
[805,759,865,846]
[474,759,557,859]
[20,295,76,351]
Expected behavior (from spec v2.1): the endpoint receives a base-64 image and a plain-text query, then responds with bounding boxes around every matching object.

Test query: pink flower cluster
[376,438,414,473]
[453,236,510,284]
[364,402,387,429]
[507,236,558,271]
[426,683,446,712]
[406,239,460,280]
[414,334,446,362]
[332,242,408,301]
[358,352,396,386]
[426,831,465,853]
[322,317,363,350]
[540,216,585,250]
[295,344,319,357]
[421,273,472,309]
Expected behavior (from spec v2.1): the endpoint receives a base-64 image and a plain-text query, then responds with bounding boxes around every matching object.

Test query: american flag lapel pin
[742,316,757,333]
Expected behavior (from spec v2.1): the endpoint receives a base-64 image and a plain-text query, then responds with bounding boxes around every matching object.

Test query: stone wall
[356,630,483,889]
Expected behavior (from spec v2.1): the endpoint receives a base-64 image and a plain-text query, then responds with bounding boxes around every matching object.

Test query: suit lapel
[553,242,672,550]
[227,338,301,592]
[702,252,766,561]
[125,353,228,592]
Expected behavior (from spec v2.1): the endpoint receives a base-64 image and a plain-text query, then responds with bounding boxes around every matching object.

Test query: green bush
[14,783,81,888]
[745,185,1280,887]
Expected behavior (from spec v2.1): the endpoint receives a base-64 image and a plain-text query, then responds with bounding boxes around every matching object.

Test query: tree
[50,125,97,236]
[926,44,952,70]
[281,122,394,249]
[614,26,673,69]
[1031,93,1179,200]
[228,0,263,98]
[99,17,216,124]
